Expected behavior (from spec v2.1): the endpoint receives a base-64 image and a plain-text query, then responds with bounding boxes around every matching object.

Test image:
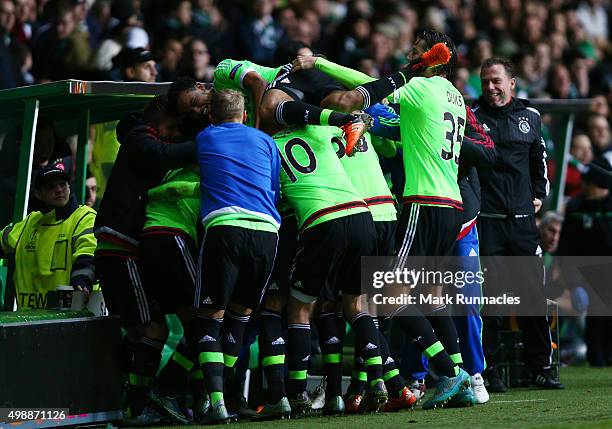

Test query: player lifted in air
[168,49,370,148]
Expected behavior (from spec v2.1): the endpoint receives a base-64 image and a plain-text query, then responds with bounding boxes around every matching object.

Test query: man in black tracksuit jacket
[473,57,563,390]
[94,101,198,420]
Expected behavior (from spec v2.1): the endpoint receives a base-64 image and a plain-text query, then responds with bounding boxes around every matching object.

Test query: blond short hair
[210,89,245,124]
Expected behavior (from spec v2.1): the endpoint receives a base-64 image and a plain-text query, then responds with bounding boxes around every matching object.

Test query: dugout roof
[0,80,170,222]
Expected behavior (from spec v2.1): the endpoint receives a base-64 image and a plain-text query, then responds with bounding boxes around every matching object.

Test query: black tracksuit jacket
[94,113,196,247]
[472,97,549,216]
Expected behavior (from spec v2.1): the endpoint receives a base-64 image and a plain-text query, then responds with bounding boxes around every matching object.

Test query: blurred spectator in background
[91,25,149,75]
[13,41,33,84]
[575,0,608,46]
[466,38,492,97]
[240,0,282,66]
[590,95,609,118]
[86,0,118,50]
[334,13,371,66]
[587,114,612,166]
[566,132,595,198]
[539,210,590,366]
[541,211,564,257]
[559,157,612,367]
[13,0,38,45]
[156,36,183,82]
[547,63,579,99]
[32,0,90,81]
[113,46,157,82]
[85,167,97,208]
[0,0,21,88]
[515,50,538,98]
[179,37,213,82]
[161,0,194,43]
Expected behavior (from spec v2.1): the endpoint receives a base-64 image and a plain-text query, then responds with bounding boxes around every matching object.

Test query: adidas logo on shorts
[272,337,285,345]
[384,356,395,365]
[202,297,213,305]
[363,343,378,351]
[268,283,279,290]
[325,336,341,345]
[199,335,216,343]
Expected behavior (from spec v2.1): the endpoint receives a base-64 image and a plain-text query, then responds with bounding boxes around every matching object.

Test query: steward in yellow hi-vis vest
[0,162,97,309]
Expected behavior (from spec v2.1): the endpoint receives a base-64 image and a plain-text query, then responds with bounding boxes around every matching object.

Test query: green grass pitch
[155,366,612,429]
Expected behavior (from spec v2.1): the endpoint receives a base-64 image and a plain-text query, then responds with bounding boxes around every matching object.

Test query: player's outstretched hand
[291,55,317,72]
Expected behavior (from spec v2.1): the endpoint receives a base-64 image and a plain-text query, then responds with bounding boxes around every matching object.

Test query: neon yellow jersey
[214,59,283,127]
[394,76,464,209]
[0,206,97,309]
[337,133,396,222]
[91,121,121,201]
[273,125,368,230]
[144,166,200,242]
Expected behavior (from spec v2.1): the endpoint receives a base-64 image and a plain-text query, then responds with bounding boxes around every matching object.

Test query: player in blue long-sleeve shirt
[193,89,280,424]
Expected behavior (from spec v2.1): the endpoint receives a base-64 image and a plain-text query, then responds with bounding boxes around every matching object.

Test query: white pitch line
[489,399,548,404]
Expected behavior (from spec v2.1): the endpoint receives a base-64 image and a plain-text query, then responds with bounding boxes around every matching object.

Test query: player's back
[273,125,368,230]
[214,59,283,127]
[337,132,396,222]
[397,76,465,209]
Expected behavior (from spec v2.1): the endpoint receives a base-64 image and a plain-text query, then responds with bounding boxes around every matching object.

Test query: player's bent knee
[287,295,315,324]
[322,90,364,113]
[342,293,365,319]
[318,299,337,313]
[228,301,252,316]
[195,307,225,320]
[262,295,287,313]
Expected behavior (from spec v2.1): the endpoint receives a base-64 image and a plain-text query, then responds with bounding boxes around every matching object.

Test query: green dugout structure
[0,80,170,310]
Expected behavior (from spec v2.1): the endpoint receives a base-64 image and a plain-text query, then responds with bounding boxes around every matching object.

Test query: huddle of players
[96,29,481,425]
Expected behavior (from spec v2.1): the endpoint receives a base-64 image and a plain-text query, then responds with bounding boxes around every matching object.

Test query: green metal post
[550,113,575,211]
[74,109,90,204]
[13,98,39,222]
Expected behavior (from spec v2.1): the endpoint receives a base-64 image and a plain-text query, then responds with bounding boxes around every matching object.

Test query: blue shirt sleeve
[365,103,401,141]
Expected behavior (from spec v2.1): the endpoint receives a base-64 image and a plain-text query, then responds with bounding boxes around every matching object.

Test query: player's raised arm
[291,44,451,113]
[292,56,376,88]
[354,42,451,109]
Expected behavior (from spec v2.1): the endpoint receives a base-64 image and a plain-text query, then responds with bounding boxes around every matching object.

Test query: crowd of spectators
[0,0,608,99]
